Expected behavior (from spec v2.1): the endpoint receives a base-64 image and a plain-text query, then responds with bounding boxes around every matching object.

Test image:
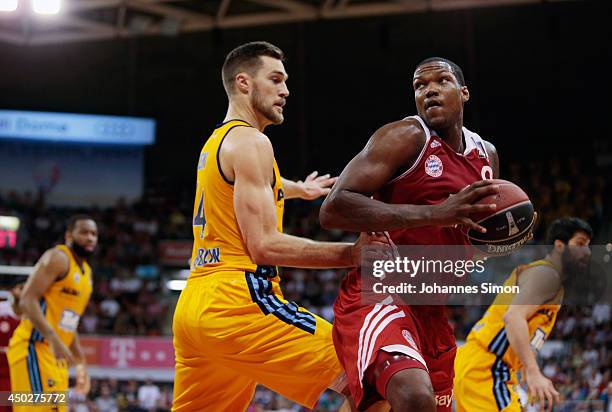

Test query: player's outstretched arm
[281,171,337,200]
[228,127,383,268]
[320,119,499,232]
[19,248,75,364]
[503,266,561,411]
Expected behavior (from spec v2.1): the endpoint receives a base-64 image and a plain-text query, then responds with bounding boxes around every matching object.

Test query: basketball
[466,179,535,255]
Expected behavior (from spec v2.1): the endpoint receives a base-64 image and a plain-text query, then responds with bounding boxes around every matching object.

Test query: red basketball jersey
[332,116,495,409]
[336,114,494,331]
[375,115,493,246]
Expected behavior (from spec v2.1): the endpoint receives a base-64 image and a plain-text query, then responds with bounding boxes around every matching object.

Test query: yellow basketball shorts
[7,342,68,412]
[172,271,343,411]
[454,341,521,412]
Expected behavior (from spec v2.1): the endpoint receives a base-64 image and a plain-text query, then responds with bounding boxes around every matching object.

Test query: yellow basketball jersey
[189,119,285,279]
[466,260,562,371]
[9,245,93,359]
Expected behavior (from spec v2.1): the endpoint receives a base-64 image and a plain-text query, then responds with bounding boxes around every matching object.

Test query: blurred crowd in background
[1,156,611,411]
[68,378,173,412]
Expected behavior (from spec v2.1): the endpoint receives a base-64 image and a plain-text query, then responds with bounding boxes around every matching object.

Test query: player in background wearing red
[320,57,501,411]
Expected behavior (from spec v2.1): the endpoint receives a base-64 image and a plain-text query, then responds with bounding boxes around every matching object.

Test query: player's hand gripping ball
[465,179,535,256]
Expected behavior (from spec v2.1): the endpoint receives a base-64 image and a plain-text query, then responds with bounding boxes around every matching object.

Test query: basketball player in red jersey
[320,57,501,411]
[0,282,23,412]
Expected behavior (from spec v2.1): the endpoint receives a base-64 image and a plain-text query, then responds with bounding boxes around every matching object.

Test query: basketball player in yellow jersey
[454,217,592,412]
[8,215,97,411]
[172,41,391,412]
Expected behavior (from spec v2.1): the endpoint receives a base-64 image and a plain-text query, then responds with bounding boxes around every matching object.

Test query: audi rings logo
[94,122,135,138]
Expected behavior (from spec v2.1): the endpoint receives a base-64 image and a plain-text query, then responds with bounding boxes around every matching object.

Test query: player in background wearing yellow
[7,215,97,411]
[454,217,592,412]
[172,41,390,411]
[0,281,23,412]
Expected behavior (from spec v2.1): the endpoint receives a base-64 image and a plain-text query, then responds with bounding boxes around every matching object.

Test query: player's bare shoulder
[39,247,70,269]
[220,125,274,181]
[480,138,499,177]
[482,139,497,156]
[366,117,427,168]
[226,125,270,150]
[369,117,426,150]
[34,247,71,280]
[518,264,562,302]
[326,116,428,194]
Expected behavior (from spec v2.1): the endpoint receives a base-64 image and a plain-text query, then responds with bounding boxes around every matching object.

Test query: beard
[71,241,94,259]
[561,247,589,278]
[252,85,283,125]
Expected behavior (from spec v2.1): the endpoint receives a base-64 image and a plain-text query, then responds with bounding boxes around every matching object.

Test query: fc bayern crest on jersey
[425,155,443,177]
[1,320,10,333]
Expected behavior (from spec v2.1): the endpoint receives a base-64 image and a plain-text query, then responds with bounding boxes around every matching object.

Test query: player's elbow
[250,248,270,265]
[319,207,334,230]
[502,310,519,326]
[248,241,274,266]
[319,194,342,229]
[17,295,33,314]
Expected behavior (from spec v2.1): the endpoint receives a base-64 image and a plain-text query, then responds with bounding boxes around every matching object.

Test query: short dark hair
[222,41,285,95]
[546,217,593,244]
[66,214,94,231]
[415,57,465,86]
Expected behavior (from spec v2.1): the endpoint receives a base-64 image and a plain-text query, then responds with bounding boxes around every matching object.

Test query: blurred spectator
[100,295,120,318]
[138,378,161,411]
[80,302,99,334]
[121,379,140,411]
[593,304,611,325]
[69,389,91,412]
[96,382,119,412]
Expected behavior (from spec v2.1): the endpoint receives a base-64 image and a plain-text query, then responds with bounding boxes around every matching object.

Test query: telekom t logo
[110,338,136,367]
